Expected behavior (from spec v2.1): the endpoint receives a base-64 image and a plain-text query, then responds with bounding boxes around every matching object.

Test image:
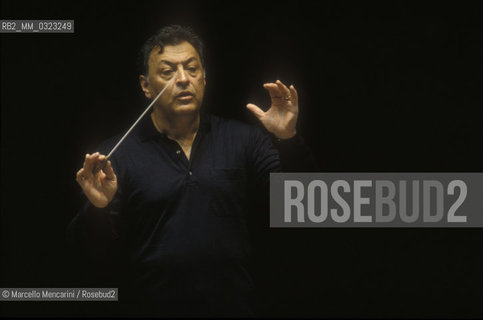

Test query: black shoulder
[208,114,263,139]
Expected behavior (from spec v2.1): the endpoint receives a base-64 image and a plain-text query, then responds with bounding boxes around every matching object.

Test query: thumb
[246,103,265,120]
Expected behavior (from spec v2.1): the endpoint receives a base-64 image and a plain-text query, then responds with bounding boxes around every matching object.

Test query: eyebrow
[159,57,197,67]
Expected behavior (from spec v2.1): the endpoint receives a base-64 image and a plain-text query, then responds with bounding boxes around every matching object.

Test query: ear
[139,75,152,99]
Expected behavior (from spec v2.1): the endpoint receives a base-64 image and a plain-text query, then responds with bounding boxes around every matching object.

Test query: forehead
[148,41,201,66]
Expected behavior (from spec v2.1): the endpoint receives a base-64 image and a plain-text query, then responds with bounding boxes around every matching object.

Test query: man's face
[140,41,206,115]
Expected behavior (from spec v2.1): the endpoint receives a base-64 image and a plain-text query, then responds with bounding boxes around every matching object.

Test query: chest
[120,137,249,208]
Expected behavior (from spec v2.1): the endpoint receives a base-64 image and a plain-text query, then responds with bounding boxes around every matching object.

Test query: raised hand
[246,80,299,139]
[76,152,118,208]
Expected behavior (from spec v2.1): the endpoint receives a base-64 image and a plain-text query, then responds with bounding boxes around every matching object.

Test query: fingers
[246,103,265,119]
[76,168,87,185]
[104,160,117,181]
[83,153,98,176]
[76,153,98,187]
[263,83,282,99]
[264,80,296,104]
[275,80,291,98]
[289,85,299,105]
[80,152,110,178]
[94,155,108,175]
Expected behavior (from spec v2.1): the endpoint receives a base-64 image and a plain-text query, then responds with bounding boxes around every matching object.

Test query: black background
[1,0,482,317]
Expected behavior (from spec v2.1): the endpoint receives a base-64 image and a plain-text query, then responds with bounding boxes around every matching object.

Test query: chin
[172,102,200,115]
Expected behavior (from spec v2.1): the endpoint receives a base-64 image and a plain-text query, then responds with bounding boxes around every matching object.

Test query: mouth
[176,91,194,102]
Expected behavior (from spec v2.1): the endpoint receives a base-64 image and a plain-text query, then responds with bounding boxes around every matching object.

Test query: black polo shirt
[68,112,315,316]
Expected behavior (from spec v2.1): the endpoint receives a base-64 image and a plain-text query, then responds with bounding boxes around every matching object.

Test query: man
[69,25,315,316]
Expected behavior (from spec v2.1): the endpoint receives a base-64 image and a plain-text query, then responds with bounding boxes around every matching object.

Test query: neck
[150,108,200,142]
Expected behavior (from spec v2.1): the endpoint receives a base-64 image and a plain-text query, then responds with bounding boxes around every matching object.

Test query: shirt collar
[137,111,211,143]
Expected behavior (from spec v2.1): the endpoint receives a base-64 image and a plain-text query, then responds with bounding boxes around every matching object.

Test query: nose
[175,67,189,87]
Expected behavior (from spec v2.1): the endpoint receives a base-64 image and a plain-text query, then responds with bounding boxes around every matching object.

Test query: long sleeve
[65,142,126,286]
[245,127,318,313]
[247,126,318,187]
[273,134,318,172]
[66,188,123,259]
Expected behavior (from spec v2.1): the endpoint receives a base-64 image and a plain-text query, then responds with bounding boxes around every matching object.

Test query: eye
[187,67,197,72]
[161,70,174,76]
